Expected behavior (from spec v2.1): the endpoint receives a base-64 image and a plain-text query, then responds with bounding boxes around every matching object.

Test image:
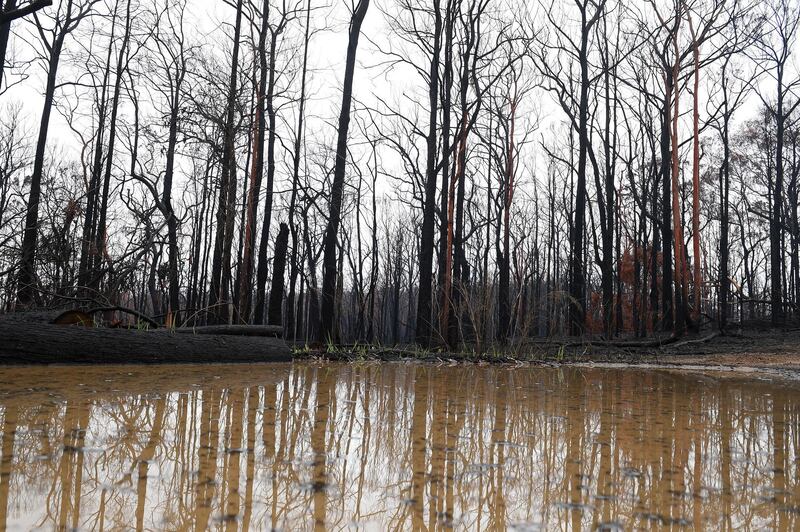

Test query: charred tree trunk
[772,67,786,325]
[660,77,674,332]
[17,4,83,305]
[93,0,132,291]
[319,0,370,342]
[436,0,455,343]
[414,0,441,347]
[254,15,284,324]
[238,0,271,323]
[77,4,117,293]
[286,0,311,340]
[267,223,289,326]
[162,65,184,327]
[568,1,603,335]
[670,33,687,337]
[719,104,731,330]
[689,15,702,327]
[497,94,517,343]
[209,0,244,324]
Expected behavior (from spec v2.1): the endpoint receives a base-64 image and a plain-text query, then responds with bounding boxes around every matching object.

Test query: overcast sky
[0,0,789,205]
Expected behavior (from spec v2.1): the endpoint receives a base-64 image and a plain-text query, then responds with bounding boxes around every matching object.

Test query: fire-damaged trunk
[267,223,289,327]
[319,0,370,342]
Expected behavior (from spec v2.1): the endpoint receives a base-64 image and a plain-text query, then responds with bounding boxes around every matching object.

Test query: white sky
[1,0,795,219]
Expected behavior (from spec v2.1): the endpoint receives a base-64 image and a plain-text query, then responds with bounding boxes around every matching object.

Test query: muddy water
[0,363,798,531]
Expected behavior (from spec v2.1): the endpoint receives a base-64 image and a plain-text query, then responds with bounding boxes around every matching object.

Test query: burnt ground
[3,308,799,374]
[295,328,800,375]
[647,331,800,371]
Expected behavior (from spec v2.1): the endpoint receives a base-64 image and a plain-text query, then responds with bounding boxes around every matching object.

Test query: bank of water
[0,362,797,530]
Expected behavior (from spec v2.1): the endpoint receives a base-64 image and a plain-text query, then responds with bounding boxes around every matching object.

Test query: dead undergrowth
[292,328,800,372]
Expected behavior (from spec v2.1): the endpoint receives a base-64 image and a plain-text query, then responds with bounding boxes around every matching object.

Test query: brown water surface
[0,362,798,530]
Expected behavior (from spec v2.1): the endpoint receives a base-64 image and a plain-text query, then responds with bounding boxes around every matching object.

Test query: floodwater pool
[0,362,797,530]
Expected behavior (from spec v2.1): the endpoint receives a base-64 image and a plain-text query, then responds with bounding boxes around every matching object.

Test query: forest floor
[298,328,800,376]
[650,334,800,370]
[4,308,799,374]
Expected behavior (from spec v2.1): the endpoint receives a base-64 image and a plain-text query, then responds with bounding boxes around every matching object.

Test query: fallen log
[84,306,161,328]
[663,331,721,350]
[174,325,283,337]
[524,335,679,350]
[0,321,291,365]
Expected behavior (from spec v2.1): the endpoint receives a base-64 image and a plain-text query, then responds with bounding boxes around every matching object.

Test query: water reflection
[0,363,798,530]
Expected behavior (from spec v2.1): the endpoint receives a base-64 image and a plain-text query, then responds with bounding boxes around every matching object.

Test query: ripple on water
[0,362,797,530]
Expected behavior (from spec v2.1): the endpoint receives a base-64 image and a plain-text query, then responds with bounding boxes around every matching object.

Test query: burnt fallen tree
[0,319,291,365]
[174,325,283,337]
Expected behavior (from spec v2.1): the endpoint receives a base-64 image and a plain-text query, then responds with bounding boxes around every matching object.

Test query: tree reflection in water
[0,362,797,530]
